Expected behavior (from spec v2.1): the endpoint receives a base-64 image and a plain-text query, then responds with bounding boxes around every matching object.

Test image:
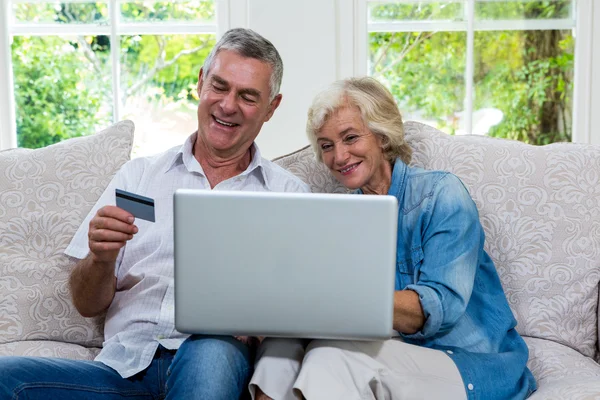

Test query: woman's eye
[321,144,333,151]
[344,135,358,142]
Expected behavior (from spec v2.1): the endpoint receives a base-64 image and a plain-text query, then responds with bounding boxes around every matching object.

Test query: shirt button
[446,350,453,355]
[468,383,474,391]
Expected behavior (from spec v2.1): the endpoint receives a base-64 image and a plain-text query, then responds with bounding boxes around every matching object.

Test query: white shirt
[65,134,310,378]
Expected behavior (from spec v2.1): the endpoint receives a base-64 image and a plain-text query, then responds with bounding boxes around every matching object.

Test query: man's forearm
[69,255,117,317]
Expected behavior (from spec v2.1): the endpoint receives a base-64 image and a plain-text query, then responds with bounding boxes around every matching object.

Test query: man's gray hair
[202,28,283,102]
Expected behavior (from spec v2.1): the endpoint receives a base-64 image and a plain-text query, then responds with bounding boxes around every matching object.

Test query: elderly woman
[250,77,536,400]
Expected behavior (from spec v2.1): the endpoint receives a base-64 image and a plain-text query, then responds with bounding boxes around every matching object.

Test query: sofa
[1,120,599,398]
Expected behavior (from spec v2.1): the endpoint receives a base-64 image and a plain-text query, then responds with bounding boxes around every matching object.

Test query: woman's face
[316,105,388,191]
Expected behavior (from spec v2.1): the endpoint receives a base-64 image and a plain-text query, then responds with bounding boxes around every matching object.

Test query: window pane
[475,0,572,20]
[474,30,574,144]
[13,1,108,24]
[12,35,112,149]
[120,0,215,23]
[370,31,466,135]
[121,34,215,157]
[368,1,464,22]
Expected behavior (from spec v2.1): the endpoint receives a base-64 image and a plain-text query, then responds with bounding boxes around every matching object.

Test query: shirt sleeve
[284,176,311,193]
[402,173,483,339]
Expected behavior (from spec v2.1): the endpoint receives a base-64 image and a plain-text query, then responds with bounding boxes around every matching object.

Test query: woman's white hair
[306,77,412,165]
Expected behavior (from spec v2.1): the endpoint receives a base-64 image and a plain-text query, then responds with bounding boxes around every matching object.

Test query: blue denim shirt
[364,159,537,399]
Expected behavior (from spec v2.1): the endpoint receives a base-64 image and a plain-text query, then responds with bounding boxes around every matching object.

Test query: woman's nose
[333,145,349,165]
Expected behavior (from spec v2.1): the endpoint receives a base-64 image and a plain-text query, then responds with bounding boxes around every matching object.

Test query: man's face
[196,50,281,159]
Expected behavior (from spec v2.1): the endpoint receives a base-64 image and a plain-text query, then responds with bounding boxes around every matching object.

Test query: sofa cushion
[273,146,350,194]
[524,336,600,399]
[0,340,100,360]
[275,121,600,359]
[404,122,600,358]
[0,120,134,351]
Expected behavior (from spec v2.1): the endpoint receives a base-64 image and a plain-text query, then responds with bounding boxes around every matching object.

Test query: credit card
[115,189,155,222]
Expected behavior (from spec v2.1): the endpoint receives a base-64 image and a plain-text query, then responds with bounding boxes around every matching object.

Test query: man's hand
[88,205,138,264]
[255,387,274,400]
[235,336,261,347]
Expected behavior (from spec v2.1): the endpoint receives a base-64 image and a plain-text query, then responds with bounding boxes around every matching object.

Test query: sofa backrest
[0,121,134,356]
[275,121,600,359]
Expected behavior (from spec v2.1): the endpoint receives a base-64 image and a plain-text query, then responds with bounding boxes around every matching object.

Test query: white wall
[221,0,351,159]
[247,0,338,158]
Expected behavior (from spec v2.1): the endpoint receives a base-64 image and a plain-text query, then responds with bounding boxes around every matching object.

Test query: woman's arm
[402,174,482,338]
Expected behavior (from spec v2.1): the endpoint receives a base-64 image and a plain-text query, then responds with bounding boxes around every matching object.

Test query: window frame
[346,0,594,143]
[0,0,225,149]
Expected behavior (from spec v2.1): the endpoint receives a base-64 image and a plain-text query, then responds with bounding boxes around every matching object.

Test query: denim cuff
[402,284,443,339]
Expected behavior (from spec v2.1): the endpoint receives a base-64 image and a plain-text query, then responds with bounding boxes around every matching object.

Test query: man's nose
[219,91,237,114]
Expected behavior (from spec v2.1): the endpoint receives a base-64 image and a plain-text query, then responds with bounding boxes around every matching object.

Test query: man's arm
[70,256,117,317]
[69,205,137,317]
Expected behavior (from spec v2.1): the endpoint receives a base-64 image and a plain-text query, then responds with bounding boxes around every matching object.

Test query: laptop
[173,189,398,340]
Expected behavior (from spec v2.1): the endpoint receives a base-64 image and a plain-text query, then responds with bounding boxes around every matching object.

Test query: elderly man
[0,28,308,400]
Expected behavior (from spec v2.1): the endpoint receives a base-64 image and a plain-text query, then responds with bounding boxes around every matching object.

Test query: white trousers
[249,338,466,400]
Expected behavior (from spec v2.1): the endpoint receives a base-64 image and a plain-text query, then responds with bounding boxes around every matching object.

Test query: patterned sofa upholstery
[274,121,600,399]
[1,120,599,398]
[0,120,134,360]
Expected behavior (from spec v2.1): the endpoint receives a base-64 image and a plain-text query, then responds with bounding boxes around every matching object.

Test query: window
[366,0,576,144]
[6,0,216,156]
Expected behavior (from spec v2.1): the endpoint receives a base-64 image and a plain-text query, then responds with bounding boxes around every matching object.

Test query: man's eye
[242,95,256,103]
[213,85,226,92]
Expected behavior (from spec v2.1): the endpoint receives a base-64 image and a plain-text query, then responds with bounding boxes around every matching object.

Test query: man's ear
[264,94,283,122]
[197,68,205,95]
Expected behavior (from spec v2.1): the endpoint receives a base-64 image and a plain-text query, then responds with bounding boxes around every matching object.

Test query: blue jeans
[0,335,252,400]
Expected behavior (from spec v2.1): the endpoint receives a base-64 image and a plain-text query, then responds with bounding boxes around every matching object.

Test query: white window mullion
[356,0,368,75]
[464,0,475,135]
[118,23,216,35]
[12,25,111,36]
[572,0,593,144]
[110,0,121,123]
[0,0,17,149]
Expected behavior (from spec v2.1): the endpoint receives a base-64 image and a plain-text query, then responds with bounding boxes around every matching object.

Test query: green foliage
[121,34,215,100]
[13,2,108,24]
[121,1,215,22]
[12,2,214,149]
[12,36,111,148]
[370,1,574,144]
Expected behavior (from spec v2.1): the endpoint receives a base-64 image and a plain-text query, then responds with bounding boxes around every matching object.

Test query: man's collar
[164,132,200,174]
[163,134,270,189]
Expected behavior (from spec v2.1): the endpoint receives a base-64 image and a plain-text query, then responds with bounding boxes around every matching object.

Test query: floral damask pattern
[0,121,134,355]
[0,341,100,360]
[525,336,600,399]
[276,121,600,361]
[274,147,351,194]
